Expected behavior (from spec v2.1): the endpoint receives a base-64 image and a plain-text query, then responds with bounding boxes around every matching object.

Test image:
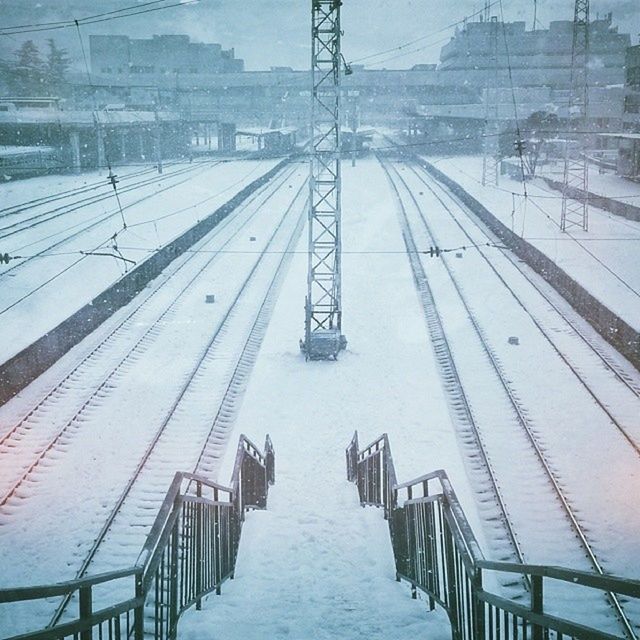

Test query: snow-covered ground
[426,155,640,333]
[0,158,278,363]
[1,155,639,638]
[539,160,640,207]
[179,158,484,639]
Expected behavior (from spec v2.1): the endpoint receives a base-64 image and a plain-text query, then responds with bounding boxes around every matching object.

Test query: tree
[13,40,44,95]
[521,111,560,177]
[44,39,71,94]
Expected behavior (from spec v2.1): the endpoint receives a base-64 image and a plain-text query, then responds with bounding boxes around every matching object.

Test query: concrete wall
[417,156,640,370]
[0,158,290,406]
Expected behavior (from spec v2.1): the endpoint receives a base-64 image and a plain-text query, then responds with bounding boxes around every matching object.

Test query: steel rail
[0,166,298,512]
[377,135,640,401]
[0,161,213,239]
[376,152,527,573]
[384,152,636,639]
[0,164,158,219]
[191,191,307,481]
[47,172,306,627]
[408,158,640,403]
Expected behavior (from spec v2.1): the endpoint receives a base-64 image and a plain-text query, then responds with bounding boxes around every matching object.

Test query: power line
[498,0,528,200]
[0,0,172,32]
[347,0,502,65]
[0,0,199,37]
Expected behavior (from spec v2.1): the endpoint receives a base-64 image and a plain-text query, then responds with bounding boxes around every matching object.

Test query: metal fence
[346,431,640,640]
[0,434,275,640]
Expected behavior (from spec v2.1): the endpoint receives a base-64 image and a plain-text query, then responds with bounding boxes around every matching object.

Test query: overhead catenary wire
[498,0,528,200]
[0,0,199,36]
[347,0,502,66]
[74,19,129,232]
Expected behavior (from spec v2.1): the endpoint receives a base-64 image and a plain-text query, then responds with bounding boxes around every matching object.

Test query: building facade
[615,45,640,177]
[438,14,629,89]
[89,34,244,78]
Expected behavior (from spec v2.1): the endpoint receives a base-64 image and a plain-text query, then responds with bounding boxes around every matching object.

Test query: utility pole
[301,0,347,360]
[561,0,589,232]
[482,16,500,187]
[348,92,359,167]
[154,88,163,174]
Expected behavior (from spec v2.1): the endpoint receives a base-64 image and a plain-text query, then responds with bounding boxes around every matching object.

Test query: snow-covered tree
[44,39,71,95]
[13,40,45,95]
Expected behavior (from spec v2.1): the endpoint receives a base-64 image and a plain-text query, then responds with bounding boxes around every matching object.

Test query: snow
[1,155,640,638]
[179,158,484,638]
[0,145,55,157]
[539,160,640,206]
[0,158,279,363]
[426,155,640,333]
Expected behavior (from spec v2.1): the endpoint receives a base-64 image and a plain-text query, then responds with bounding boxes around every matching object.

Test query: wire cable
[0,1,199,36]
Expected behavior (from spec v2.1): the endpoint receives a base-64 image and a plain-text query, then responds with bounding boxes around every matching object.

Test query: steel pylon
[561,0,590,232]
[301,0,347,360]
[482,16,501,188]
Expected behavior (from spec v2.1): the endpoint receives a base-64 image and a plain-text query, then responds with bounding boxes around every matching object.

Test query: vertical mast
[482,16,500,187]
[302,0,347,360]
[561,0,590,232]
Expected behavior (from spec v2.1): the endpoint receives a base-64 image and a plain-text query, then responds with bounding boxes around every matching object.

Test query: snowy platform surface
[427,156,640,333]
[178,159,483,639]
[539,161,640,207]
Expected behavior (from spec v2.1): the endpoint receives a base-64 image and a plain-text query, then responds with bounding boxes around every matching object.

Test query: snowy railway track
[47,175,307,627]
[407,158,640,420]
[0,163,159,220]
[0,164,299,512]
[378,152,639,638]
[0,161,218,286]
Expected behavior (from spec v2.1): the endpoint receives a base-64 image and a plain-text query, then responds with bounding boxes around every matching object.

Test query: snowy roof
[0,145,56,157]
[236,127,297,137]
[0,109,181,127]
[598,132,640,140]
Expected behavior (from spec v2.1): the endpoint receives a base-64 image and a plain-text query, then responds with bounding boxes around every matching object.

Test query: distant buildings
[89,34,244,77]
[438,14,629,89]
[613,45,640,177]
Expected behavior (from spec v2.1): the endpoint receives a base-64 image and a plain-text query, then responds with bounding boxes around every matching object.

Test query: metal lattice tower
[561,0,590,232]
[482,16,500,187]
[301,0,347,360]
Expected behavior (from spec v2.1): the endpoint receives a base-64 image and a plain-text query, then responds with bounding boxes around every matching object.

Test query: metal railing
[0,434,275,640]
[346,432,640,640]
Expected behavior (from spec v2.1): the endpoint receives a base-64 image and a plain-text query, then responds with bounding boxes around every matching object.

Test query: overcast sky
[0,0,638,70]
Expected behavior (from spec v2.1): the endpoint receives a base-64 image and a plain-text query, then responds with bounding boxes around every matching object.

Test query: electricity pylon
[301,0,347,360]
[482,16,500,187]
[561,0,590,232]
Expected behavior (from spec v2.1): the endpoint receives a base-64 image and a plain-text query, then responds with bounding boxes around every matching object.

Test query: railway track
[0,162,212,240]
[0,164,306,635]
[49,173,307,627]
[378,151,638,638]
[0,164,299,508]
[405,159,640,450]
[0,163,159,220]
[0,161,217,281]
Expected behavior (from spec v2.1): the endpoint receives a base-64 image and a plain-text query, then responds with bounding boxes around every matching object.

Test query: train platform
[177,158,484,639]
[424,155,640,336]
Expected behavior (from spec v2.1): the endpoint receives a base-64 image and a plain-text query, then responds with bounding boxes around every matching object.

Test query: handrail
[346,431,640,640]
[0,433,275,640]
